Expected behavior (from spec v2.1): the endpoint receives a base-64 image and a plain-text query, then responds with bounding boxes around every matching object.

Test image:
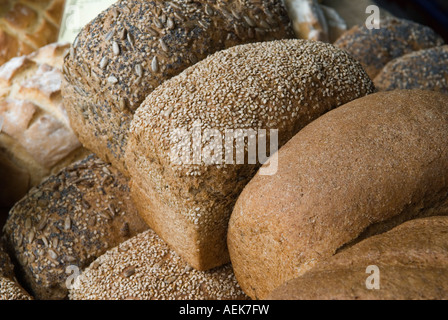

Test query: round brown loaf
[125,39,375,271]
[333,17,445,79]
[227,90,448,299]
[0,42,88,208]
[1,154,149,300]
[69,228,248,300]
[0,0,65,66]
[374,45,448,94]
[266,216,448,300]
[61,0,296,175]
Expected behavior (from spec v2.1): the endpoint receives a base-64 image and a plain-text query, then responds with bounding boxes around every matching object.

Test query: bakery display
[0,42,88,208]
[61,0,296,175]
[69,228,248,300]
[266,216,448,300]
[2,154,149,300]
[227,90,448,299]
[125,39,374,271]
[0,0,65,66]
[374,45,448,94]
[334,17,445,79]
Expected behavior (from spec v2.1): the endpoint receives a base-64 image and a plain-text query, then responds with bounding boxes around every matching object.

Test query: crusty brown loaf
[125,39,375,271]
[334,17,445,79]
[69,228,249,300]
[0,0,65,66]
[61,0,296,175]
[374,45,448,94]
[227,90,448,299]
[0,42,88,208]
[267,216,448,300]
[2,154,149,300]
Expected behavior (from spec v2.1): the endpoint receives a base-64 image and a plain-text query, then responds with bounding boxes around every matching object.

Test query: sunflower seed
[112,41,120,56]
[100,57,109,69]
[108,76,118,84]
[25,217,32,229]
[64,216,71,230]
[167,17,174,29]
[151,56,159,72]
[154,18,163,29]
[159,39,169,52]
[48,249,58,260]
[204,4,213,16]
[243,15,256,27]
[135,64,143,77]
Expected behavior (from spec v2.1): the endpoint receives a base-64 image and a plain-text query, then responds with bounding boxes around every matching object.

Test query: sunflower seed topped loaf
[334,17,445,79]
[0,0,66,66]
[125,39,375,271]
[227,90,448,299]
[62,0,297,175]
[69,228,248,300]
[266,216,448,300]
[0,42,87,208]
[374,45,448,94]
[2,154,149,300]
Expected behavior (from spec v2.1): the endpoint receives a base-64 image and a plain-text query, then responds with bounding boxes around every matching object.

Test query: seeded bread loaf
[61,0,296,175]
[0,0,65,66]
[334,17,445,79]
[227,90,448,299]
[0,42,87,208]
[374,45,448,94]
[2,154,149,300]
[267,216,448,300]
[125,39,375,271]
[69,228,248,300]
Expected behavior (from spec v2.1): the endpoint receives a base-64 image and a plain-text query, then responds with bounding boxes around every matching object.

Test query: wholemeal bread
[267,216,448,300]
[0,42,87,208]
[227,90,448,299]
[374,45,448,94]
[0,241,32,300]
[61,0,296,175]
[125,39,375,271]
[0,0,65,66]
[2,154,149,300]
[334,17,445,79]
[69,228,248,300]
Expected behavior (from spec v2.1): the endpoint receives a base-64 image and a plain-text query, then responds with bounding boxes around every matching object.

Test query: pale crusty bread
[61,0,296,175]
[0,42,88,208]
[2,154,149,300]
[125,39,375,271]
[227,90,448,299]
[334,17,445,79]
[374,45,448,94]
[267,216,448,300]
[0,0,65,66]
[69,228,248,300]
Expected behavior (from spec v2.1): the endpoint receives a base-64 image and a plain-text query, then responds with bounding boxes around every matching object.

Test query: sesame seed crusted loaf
[1,154,149,300]
[0,0,65,66]
[227,90,448,299]
[0,42,88,208]
[61,0,296,175]
[333,17,445,79]
[266,216,448,300]
[374,45,448,95]
[125,39,375,271]
[69,228,248,300]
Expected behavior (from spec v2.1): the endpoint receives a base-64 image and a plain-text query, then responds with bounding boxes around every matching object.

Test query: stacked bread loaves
[0,0,66,66]
[227,90,448,299]
[0,42,88,208]
[125,39,375,271]
[61,0,297,174]
[2,154,149,300]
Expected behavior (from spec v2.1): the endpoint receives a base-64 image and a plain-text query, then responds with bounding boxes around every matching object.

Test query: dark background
[375,0,448,42]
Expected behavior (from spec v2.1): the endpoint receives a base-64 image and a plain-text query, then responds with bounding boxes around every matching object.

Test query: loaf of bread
[0,42,88,208]
[267,216,448,300]
[125,39,375,271]
[69,228,248,300]
[0,0,65,66]
[2,154,149,300]
[227,90,448,299]
[0,241,32,300]
[334,17,445,79]
[374,45,448,94]
[61,0,296,174]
